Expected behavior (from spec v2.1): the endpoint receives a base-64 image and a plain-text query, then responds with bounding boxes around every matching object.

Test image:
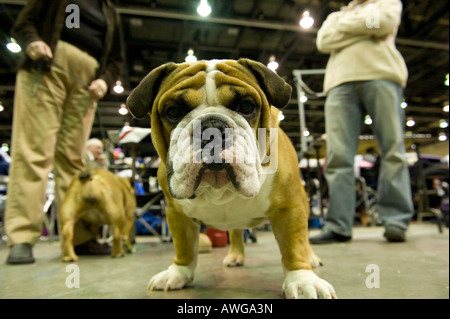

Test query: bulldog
[60,169,136,262]
[127,58,336,299]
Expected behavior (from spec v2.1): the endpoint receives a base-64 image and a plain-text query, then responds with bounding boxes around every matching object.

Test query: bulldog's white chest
[177,174,274,230]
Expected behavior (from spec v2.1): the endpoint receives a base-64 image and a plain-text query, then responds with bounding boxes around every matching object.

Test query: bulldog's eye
[238,101,256,116]
[165,106,183,122]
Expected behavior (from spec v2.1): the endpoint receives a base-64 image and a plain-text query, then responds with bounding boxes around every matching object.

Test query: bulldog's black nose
[193,117,233,165]
[200,118,232,150]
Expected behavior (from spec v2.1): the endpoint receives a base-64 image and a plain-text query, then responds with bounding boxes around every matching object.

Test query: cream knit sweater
[316,0,408,93]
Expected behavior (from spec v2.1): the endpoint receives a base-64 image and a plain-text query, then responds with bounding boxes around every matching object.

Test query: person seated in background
[84,138,109,170]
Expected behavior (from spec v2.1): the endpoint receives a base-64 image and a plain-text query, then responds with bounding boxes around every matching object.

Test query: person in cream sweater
[310,0,414,244]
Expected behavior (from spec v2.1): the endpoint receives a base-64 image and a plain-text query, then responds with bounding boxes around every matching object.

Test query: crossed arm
[316,0,403,53]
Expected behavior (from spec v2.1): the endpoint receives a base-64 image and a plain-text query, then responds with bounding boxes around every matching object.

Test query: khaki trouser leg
[52,42,100,246]
[5,40,99,247]
[5,69,65,246]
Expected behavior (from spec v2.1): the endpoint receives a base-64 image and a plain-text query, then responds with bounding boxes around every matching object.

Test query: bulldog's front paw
[223,253,245,267]
[282,270,336,299]
[148,264,194,291]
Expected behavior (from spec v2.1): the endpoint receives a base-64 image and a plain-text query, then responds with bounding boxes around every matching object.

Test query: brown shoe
[6,243,35,265]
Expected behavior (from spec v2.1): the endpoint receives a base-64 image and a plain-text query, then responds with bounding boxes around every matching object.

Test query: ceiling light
[443,101,449,113]
[1,143,9,153]
[267,61,278,72]
[364,115,373,125]
[400,100,408,109]
[6,38,21,53]
[0,101,4,112]
[118,103,128,115]
[299,92,308,103]
[185,49,197,62]
[299,10,314,29]
[438,132,447,142]
[197,0,211,17]
[113,81,124,94]
[278,111,285,121]
[406,117,415,127]
[122,122,131,133]
[439,119,449,128]
[303,128,310,137]
[445,73,449,87]
[267,55,279,72]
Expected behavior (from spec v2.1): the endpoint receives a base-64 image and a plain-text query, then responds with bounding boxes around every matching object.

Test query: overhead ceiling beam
[116,7,448,51]
[1,1,447,51]
[117,7,319,33]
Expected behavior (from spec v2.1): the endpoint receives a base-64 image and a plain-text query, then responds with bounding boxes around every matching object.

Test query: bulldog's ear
[237,58,292,109]
[127,62,177,118]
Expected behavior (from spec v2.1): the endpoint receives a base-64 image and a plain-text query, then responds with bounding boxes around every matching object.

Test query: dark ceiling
[0,0,448,156]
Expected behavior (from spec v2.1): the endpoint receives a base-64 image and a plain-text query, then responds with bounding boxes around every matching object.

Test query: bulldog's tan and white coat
[127,59,336,299]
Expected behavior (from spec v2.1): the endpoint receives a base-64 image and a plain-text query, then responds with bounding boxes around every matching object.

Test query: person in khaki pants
[5,0,124,264]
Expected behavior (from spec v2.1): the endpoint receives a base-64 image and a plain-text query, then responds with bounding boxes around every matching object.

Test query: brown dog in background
[60,168,136,262]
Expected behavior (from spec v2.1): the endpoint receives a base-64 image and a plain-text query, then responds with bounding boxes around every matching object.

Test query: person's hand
[26,41,53,61]
[88,79,108,100]
[97,154,107,167]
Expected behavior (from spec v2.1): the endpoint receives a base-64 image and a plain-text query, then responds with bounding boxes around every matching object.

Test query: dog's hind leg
[111,221,125,258]
[61,218,78,262]
[122,217,135,253]
[223,229,245,267]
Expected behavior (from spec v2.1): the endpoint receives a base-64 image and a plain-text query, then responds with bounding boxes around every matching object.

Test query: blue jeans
[324,80,413,237]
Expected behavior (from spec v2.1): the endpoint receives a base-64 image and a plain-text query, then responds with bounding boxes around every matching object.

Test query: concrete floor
[0,222,448,299]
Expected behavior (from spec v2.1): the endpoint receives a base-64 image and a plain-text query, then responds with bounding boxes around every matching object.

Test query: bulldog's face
[127,59,292,200]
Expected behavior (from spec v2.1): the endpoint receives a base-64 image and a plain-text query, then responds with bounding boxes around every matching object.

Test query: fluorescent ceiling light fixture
[185,49,197,62]
[299,10,314,29]
[113,81,124,94]
[267,61,279,72]
[1,143,9,153]
[364,115,373,125]
[122,123,131,133]
[197,0,211,17]
[406,117,415,127]
[267,55,279,72]
[299,92,308,103]
[443,101,449,113]
[119,103,128,115]
[6,38,21,53]
[439,119,449,128]
[303,128,310,137]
